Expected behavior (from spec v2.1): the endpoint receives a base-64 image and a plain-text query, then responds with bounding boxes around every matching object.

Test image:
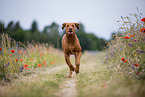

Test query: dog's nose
[69,28,72,30]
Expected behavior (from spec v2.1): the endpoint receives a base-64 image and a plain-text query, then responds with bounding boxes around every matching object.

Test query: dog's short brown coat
[62,23,82,77]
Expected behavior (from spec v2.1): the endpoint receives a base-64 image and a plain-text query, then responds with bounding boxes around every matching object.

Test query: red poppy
[140,28,145,33]
[40,52,43,54]
[134,63,139,67]
[103,85,107,88]
[18,50,23,53]
[11,50,15,53]
[43,61,47,65]
[38,64,42,67]
[24,51,27,53]
[20,59,23,61]
[121,57,125,61]
[23,64,28,68]
[0,48,2,51]
[124,36,130,39]
[37,49,40,51]
[26,68,29,70]
[130,34,135,37]
[35,45,37,48]
[15,59,18,62]
[51,61,56,64]
[121,57,127,63]
[136,72,140,75]
[141,17,145,22]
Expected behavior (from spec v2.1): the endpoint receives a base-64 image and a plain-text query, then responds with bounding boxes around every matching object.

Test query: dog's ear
[62,23,66,30]
[75,23,80,29]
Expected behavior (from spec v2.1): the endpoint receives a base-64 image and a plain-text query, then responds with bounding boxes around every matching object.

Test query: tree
[31,20,38,33]
[13,21,22,31]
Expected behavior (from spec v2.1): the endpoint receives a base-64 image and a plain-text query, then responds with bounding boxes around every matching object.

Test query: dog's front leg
[75,52,81,74]
[65,53,75,77]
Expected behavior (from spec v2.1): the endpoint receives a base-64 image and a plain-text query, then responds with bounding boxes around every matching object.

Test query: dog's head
[62,23,79,36]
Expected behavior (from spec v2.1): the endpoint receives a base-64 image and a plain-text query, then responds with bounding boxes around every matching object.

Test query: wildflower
[140,28,145,33]
[4,62,10,67]
[119,48,122,51]
[26,68,29,70]
[134,63,139,67]
[24,51,27,53]
[23,64,28,68]
[20,66,24,72]
[130,34,135,37]
[121,57,125,61]
[43,61,47,65]
[35,45,37,48]
[133,39,137,42]
[15,59,18,62]
[128,43,133,47]
[124,36,130,39]
[40,52,43,54]
[20,59,23,61]
[38,64,42,67]
[37,49,40,51]
[11,50,15,53]
[18,50,23,53]
[121,57,127,63]
[136,50,145,53]
[0,48,2,51]
[136,72,140,75]
[141,17,145,22]
[103,84,107,88]
[139,50,145,53]
[51,61,56,64]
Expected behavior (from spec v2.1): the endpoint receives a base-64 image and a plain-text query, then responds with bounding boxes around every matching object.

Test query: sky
[0,0,145,40]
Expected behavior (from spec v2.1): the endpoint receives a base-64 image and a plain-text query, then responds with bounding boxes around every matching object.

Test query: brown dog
[62,23,82,78]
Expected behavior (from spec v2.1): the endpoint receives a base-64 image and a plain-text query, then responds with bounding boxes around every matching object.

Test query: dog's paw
[70,66,75,71]
[67,75,72,78]
[75,69,79,74]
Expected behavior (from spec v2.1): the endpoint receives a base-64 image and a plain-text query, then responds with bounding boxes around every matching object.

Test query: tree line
[0,20,107,51]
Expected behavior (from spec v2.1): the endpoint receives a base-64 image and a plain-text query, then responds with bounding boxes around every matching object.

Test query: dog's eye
[67,25,69,27]
[72,25,74,27]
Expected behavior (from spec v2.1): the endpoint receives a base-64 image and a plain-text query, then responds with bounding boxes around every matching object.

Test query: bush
[105,11,145,79]
[0,34,64,81]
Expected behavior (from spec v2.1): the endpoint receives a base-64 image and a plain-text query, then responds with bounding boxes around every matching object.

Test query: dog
[62,23,82,78]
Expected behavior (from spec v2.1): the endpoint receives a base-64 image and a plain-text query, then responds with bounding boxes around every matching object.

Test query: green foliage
[0,21,106,51]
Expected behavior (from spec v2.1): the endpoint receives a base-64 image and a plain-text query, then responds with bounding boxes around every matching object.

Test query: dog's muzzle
[68,28,73,34]
[68,31,73,34]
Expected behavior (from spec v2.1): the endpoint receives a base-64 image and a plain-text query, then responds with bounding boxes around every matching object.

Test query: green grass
[0,65,68,97]
[76,52,145,97]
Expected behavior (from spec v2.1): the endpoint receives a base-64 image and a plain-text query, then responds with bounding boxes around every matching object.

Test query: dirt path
[56,72,78,97]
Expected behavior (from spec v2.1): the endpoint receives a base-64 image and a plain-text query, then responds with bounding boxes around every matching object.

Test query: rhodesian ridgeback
[62,23,82,78]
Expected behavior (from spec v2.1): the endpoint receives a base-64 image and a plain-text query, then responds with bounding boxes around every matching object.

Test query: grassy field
[76,52,145,97]
[0,12,145,97]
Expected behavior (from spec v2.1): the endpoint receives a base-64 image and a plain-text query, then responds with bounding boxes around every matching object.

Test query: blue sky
[0,0,145,40]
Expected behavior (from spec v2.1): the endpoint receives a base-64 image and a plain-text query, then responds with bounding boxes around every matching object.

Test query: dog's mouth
[68,31,73,34]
